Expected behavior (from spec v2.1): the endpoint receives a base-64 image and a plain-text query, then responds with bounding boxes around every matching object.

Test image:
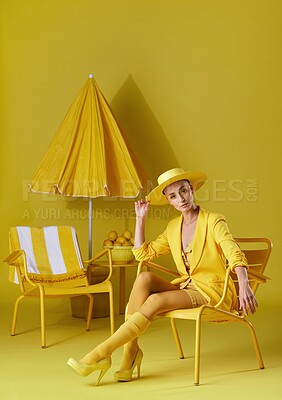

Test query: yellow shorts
[179,280,208,308]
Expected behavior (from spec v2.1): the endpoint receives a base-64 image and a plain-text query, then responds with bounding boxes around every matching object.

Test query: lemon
[116,236,126,245]
[123,230,132,240]
[130,237,134,245]
[108,230,118,241]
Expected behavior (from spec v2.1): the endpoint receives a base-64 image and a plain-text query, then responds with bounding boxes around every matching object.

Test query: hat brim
[146,171,207,205]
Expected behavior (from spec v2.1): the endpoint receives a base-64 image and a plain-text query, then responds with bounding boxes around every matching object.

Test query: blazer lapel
[190,207,209,272]
[168,215,187,276]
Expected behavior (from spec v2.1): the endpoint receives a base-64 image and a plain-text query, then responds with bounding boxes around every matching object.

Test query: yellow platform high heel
[67,357,112,386]
[114,349,143,382]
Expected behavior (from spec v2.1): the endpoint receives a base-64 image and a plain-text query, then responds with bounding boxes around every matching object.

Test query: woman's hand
[235,266,258,314]
[135,199,150,219]
[133,199,150,249]
[238,281,258,315]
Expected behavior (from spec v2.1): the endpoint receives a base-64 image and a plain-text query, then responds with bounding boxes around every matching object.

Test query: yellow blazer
[132,207,248,312]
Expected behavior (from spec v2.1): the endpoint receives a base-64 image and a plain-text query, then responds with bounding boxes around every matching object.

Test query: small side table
[90,260,138,314]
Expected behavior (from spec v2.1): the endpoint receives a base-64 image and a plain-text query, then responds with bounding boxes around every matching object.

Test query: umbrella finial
[89,74,93,79]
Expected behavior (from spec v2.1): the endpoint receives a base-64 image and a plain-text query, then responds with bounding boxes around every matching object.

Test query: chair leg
[11,295,25,336]
[86,294,94,331]
[109,286,115,335]
[242,319,264,369]
[170,318,185,359]
[38,285,46,348]
[194,313,202,385]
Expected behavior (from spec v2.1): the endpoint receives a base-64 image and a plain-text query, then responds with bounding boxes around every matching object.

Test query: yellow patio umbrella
[29,74,146,257]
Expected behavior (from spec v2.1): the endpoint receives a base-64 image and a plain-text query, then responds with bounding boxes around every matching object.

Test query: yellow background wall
[1,0,281,306]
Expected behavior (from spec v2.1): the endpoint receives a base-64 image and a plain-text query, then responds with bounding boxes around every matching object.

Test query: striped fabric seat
[9,226,86,284]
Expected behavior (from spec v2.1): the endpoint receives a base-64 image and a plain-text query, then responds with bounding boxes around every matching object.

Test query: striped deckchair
[4,226,115,348]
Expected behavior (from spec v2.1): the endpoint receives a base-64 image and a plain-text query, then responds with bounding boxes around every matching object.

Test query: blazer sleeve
[132,228,171,262]
[211,214,248,272]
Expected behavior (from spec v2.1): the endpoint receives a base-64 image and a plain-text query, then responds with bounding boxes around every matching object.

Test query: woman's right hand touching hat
[135,199,150,219]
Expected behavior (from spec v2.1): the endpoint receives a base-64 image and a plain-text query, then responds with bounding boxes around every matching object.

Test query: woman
[67,168,258,385]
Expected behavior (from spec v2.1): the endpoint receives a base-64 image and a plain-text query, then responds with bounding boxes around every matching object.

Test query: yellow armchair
[4,226,115,348]
[136,237,272,385]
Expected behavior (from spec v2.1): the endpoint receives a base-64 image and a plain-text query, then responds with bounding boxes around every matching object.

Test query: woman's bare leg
[126,271,179,313]
[79,272,194,368]
[119,272,193,370]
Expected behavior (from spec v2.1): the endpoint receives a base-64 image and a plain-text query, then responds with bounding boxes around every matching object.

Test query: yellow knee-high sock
[119,314,139,369]
[82,312,151,364]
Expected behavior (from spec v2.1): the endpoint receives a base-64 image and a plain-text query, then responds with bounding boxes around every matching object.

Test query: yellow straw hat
[146,168,207,205]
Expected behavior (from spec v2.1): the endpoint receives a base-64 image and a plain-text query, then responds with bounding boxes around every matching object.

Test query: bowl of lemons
[103,230,135,263]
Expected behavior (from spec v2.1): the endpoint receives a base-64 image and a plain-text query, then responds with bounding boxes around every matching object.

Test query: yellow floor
[0,299,281,400]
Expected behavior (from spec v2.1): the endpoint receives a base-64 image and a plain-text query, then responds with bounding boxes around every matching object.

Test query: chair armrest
[213,265,271,310]
[137,260,179,278]
[83,248,113,281]
[212,267,232,309]
[4,250,24,265]
[247,269,271,283]
[83,248,109,265]
[3,250,36,287]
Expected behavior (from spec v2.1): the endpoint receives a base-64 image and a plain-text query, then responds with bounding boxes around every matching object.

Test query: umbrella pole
[88,198,93,259]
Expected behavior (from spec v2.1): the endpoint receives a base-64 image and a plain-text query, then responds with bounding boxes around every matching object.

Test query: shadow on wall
[110,74,179,190]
